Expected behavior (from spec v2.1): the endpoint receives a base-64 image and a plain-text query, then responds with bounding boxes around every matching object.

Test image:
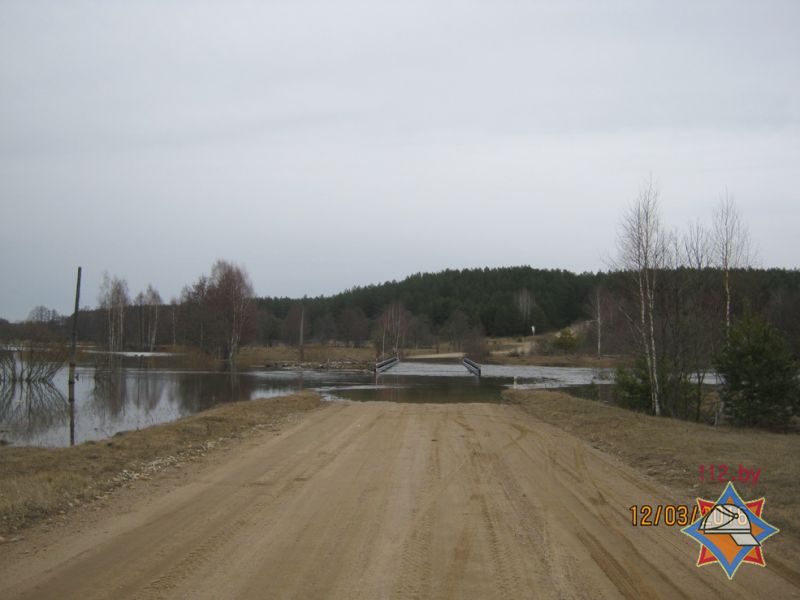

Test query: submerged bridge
[375,356,400,374]
[375,354,482,377]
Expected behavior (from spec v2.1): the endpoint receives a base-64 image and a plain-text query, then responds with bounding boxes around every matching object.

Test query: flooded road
[0,358,612,447]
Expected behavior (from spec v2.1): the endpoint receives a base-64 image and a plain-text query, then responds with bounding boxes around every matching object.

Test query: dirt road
[1,402,797,599]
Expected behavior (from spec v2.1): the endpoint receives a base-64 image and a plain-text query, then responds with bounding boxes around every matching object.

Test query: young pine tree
[715,313,799,429]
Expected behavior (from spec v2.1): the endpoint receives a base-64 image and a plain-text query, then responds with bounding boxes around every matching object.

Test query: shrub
[715,313,800,429]
[463,327,488,361]
[614,359,652,413]
[552,329,580,353]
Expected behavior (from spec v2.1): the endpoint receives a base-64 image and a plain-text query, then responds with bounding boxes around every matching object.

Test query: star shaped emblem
[681,481,779,579]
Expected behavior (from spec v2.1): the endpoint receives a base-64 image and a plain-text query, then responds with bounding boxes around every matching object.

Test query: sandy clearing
[1,401,797,599]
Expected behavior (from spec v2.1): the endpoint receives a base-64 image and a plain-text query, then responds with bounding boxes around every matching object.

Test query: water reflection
[1,361,613,448]
[0,382,69,444]
[0,365,300,447]
[323,374,502,404]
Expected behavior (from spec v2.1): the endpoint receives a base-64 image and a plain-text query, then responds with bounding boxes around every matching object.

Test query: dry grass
[235,344,376,368]
[505,389,800,562]
[488,353,628,368]
[0,392,322,536]
[485,336,628,368]
[155,341,628,370]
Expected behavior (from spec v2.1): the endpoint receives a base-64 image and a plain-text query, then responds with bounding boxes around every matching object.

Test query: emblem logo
[681,481,779,579]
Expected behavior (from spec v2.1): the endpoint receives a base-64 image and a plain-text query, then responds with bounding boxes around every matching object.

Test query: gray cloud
[1,0,798,319]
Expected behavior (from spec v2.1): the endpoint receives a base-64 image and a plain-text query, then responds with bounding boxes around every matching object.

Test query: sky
[1,1,798,321]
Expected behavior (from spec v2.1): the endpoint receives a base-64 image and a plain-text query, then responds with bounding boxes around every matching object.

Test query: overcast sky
[1,1,798,320]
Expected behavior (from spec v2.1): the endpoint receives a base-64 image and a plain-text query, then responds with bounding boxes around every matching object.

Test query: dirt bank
[236,344,375,369]
[2,400,798,599]
[505,389,800,566]
[0,392,322,536]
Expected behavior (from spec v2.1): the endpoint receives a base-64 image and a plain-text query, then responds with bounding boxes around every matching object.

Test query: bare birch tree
[134,291,146,349]
[684,220,712,271]
[169,298,179,347]
[711,194,752,424]
[180,276,210,350]
[681,220,716,420]
[514,289,534,330]
[208,260,254,364]
[615,178,667,416]
[144,285,162,351]
[27,306,58,323]
[133,285,162,351]
[98,273,129,351]
[377,302,411,358]
[712,193,751,334]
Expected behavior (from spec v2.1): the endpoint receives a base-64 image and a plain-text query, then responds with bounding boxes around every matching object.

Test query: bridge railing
[462,357,481,377]
[375,356,400,373]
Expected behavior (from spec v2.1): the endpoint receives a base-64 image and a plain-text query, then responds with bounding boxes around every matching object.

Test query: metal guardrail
[462,357,481,377]
[375,356,400,373]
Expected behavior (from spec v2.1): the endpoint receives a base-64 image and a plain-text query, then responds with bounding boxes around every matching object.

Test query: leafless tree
[683,220,712,271]
[134,285,162,351]
[134,291,146,349]
[143,285,162,351]
[98,273,129,351]
[27,306,59,323]
[462,325,488,361]
[313,312,338,345]
[339,307,369,347]
[407,315,433,349]
[615,178,668,416]
[710,194,752,424]
[444,309,471,352]
[282,303,310,347]
[169,297,179,347]
[180,275,210,349]
[679,220,717,420]
[712,193,751,334]
[208,260,254,364]
[514,289,534,330]
[376,302,411,358]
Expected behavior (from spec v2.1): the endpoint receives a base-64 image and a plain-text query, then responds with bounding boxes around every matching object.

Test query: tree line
[1,265,601,356]
[3,177,797,429]
[2,186,798,412]
[2,260,798,365]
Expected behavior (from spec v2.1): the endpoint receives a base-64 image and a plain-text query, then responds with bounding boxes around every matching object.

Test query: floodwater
[0,357,612,448]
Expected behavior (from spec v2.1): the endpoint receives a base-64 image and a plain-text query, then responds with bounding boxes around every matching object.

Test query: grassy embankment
[505,388,800,565]
[235,339,627,369]
[0,392,322,538]
[486,336,629,368]
[235,344,376,369]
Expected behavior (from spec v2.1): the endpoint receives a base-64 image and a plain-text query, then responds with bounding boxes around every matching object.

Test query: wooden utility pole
[68,266,82,446]
[596,289,602,356]
[299,305,305,361]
